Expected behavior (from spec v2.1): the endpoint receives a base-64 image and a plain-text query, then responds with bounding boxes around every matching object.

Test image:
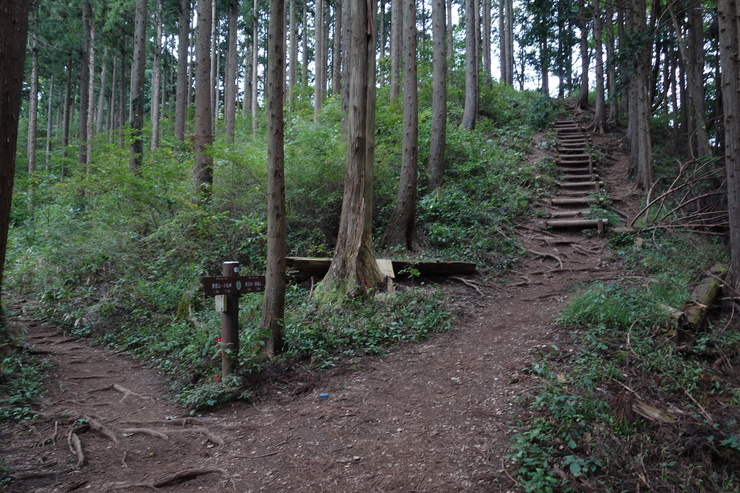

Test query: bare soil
[1,127,639,492]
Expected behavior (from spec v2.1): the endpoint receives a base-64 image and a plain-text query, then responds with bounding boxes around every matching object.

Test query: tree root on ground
[88,384,154,403]
[120,428,169,440]
[67,429,84,467]
[104,467,234,491]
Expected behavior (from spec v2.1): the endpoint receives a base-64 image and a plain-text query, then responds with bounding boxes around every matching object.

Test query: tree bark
[628,0,653,189]
[129,0,148,172]
[224,0,239,141]
[317,0,383,299]
[262,0,287,356]
[252,0,260,136]
[576,0,590,110]
[62,55,72,178]
[592,0,606,133]
[175,0,191,142]
[0,0,29,326]
[86,19,96,167]
[302,0,309,86]
[27,4,39,174]
[332,0,342,97]
[717,0,740,289]
[390,0,403,103]
[288,0,298,104]
[314,0,326,119]
[195,0,214,199]
[78,0,91,168]
[45,76,54,171]
[461,0,479,129]
[96,47,109,134]
[427,0,447,190]
[381,0,421,251]
[605,0,618,124]
[482,0,491,86]
[151,0,163,150]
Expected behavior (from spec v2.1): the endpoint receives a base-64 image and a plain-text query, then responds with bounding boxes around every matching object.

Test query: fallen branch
[681,263,728,331]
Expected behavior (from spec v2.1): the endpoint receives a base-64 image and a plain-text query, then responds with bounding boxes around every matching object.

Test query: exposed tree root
[88,384,154,403]
[450,277,486,297]
[524,248,564,269]
[67,430,84,468]
[87,417,118,443]
[120,428,169,440]
[104,467,233,491]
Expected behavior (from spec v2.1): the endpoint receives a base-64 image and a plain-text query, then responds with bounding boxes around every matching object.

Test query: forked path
[2,127,636,492]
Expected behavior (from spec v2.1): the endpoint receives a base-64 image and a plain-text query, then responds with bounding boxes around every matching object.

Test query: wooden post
[221,260,240,378]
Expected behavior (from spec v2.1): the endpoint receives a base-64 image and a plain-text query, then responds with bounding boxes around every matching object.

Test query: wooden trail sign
[201,262,265,379]
[201,275,265,296]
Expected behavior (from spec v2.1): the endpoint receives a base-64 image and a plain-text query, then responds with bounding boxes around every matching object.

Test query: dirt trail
[1,126,636,492]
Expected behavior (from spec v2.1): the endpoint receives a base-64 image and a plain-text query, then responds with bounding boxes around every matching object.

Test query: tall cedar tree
[175,0,190,142]
[381,0,421,250]
[717,0,740,288]
[0,0,29,328]
[427,0,447,190]
[317,0,383,299]
[194,0,214,199]
[224,0,239,142]
[461,0,478,129]
[129,0,148,172]
[262,0,287,355]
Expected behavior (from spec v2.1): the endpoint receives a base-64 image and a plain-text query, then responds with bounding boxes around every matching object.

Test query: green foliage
[508,233,739,491]
[0,349,49,421]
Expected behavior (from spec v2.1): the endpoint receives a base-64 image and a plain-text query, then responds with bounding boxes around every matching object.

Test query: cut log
[544,219,607,234]
[285,257,476,281]
[548,209,592,218]
[680,263,728,331]
[548,196,603,206]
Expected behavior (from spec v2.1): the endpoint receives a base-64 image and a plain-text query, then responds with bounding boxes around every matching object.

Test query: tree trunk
[427,0,447,190]
[461,0,478,129]
[317,0,383,300]
[592,0,606,133]
[501,0,514,84]
[195,0,214,199]
[390,0,403,103]
[210,0,218,130]
[79,0,91,168]
[628,0,653,189]
[379,0,386,86]
[302,0,309,86]
[0,0,29,326]
[175,0,190,142]
[27,5,39,174]
[129,0,148,172]
[62,56,72,178]
[224,0,239,141]
[262,0,287,356]
[151,0,163,150]
[605,0,618,124]
[332,0,342,97]
[288,0,298,104]
[447,0,453,60]
[717,0,740,289]
[381,0,420,251]
[45,76,54,171]
[86,19,96,167]
[96,47,109,134]
[482,0,491,86]
[313,0,325,119]
[576,0,590,110]
[252,0,260,136]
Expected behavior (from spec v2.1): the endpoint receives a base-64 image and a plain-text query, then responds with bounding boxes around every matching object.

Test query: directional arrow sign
[201,275,266,296]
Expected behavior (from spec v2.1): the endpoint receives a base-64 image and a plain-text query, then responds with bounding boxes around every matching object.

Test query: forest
[1,0,740,490]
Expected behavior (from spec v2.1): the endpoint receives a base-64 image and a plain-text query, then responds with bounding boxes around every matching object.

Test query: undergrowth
[506,231,740,492]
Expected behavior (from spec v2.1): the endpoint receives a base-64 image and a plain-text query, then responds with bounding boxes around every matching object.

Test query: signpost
[201,261,266,379]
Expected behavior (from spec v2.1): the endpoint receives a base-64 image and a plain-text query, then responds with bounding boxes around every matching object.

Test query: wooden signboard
[201,275,266,296]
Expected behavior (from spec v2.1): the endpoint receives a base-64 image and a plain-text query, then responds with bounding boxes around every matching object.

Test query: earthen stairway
[542,119,607,234]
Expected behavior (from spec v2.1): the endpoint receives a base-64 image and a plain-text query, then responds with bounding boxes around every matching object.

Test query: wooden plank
[285,257,476,280]
[376,259,395,278]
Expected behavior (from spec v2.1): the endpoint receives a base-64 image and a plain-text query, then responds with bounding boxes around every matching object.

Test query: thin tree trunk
[381,0,420,251]
[390,0,403,102]
[461,0,479,129]
[592,0,606,133]
[251,0,259,137]
[195,0,214,198]
[332,0,342,96]
[313,0,325,119]
[262,0,287,356]
[86,19,96,167]
[151,0,163,150]
[27,4,39,173]
[45,76,54,171]
[78,0,91,167]
[175,0,190,142]
[108,52,117,137]
[605,0,618,124]
[210,0,217,129]
[129,0,147,172]
[62,55,72,177]
[446,0,453,60]
[96,47,109,134]
[288,0,298,103]
[379,0,386,86]
[482,0,491,86]
[576,0,590,110]
[224,0,239,141]
[302,0,309,86]
[428,0,447,190]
